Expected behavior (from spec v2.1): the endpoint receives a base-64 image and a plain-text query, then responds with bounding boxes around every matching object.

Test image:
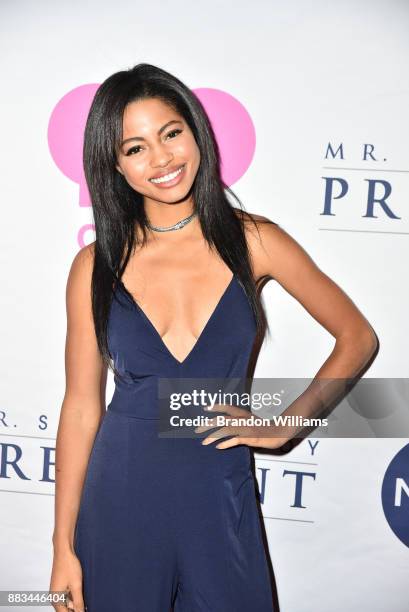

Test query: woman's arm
[247,218,378,373]
[52,242,106,553]
[226,216,379,447]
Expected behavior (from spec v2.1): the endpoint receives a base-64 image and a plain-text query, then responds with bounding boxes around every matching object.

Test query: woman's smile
[148,163,186,188]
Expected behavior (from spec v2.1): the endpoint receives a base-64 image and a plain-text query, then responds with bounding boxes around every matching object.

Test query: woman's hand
[194,403,288,450]
[49,548,86,611]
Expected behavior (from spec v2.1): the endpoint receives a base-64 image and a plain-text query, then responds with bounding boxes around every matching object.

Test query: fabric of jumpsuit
[73,273,274,611]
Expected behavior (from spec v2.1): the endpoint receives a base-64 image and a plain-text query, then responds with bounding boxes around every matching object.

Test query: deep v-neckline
[118,273,236,366]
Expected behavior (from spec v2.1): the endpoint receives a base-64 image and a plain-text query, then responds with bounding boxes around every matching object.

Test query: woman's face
[115,97,201,206]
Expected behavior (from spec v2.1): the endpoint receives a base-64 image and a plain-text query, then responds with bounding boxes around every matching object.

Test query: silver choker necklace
[147,211,197,232]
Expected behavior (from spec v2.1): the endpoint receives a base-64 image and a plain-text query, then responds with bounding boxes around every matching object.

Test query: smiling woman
[116,104,199,195]
[50,62,377,612]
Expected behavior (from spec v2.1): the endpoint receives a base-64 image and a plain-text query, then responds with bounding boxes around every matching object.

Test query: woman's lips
[149,163,186,188]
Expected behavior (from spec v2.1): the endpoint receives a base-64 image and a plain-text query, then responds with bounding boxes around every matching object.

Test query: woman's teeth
[150,165,184,184]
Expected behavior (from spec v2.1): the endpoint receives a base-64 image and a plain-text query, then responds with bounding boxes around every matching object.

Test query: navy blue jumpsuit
[73,273,274,611]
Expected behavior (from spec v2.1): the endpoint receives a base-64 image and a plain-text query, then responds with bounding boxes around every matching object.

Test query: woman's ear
[116,164,124,175]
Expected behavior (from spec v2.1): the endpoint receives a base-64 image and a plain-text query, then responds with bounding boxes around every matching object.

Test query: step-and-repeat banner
[1,1,408,610]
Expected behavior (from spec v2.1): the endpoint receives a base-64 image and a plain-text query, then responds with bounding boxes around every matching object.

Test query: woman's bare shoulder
[233,207,282,247]
[68,241,95,280]
[232,208,293,281]
[233,208,279,230]
[65,241,96,310]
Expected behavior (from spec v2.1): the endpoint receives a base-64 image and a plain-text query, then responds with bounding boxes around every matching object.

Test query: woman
[49,63,378,612]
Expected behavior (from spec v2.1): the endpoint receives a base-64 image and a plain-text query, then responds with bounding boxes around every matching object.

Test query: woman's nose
[150,144,174,167]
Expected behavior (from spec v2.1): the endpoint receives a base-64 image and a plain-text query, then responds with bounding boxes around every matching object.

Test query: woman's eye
[166,129,182,139]
[125,130,181,156]
[126,145,142,156]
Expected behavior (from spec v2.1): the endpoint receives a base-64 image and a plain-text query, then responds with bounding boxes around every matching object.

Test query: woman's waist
[108,375,252,419]
[100,408,252,471]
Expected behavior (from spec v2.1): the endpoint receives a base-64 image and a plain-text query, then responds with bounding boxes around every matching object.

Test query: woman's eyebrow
[121,120,183,146]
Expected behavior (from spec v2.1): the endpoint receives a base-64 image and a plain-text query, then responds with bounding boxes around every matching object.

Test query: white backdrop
[1,1,408,610]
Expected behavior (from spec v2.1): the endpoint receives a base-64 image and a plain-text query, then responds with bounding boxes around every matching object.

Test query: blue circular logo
[382,442,409,548]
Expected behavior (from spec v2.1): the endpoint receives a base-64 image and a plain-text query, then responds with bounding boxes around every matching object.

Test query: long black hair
[83,62,276,381]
